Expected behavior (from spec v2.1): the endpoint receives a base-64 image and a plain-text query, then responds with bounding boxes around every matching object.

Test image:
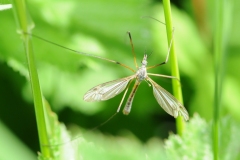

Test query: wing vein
[84,75,135,102]
[147,77,189,121]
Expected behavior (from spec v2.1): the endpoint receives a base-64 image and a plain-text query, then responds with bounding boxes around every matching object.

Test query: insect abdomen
[123,81,140,115]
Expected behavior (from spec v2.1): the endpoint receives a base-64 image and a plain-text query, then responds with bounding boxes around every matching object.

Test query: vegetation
[0,0,239,159]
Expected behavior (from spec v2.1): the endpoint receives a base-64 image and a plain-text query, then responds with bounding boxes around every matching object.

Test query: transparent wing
[147,77,189,121]
[84,75,135,102]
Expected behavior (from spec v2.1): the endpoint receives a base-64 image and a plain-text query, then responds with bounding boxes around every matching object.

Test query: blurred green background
[0,0,240,158]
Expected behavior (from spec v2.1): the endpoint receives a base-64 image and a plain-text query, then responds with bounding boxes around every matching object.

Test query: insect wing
[84,75,135,102]
[147,78,189,121]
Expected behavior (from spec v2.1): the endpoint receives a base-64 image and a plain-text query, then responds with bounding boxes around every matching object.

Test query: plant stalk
[12,0,51,157]
[162,0,185,136]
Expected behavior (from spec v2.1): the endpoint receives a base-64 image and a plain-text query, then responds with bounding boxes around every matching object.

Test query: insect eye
[141,60,147,64]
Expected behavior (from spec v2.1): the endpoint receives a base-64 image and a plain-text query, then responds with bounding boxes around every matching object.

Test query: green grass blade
[212,0,222,157]
[212,0,233,159]
[162,0,186,136]
[11,0,51,157]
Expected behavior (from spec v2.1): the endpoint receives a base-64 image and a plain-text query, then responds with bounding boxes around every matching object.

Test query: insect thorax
[136,66,147,81]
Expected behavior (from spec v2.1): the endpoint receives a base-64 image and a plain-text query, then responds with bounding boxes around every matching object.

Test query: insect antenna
[147,51,154,58]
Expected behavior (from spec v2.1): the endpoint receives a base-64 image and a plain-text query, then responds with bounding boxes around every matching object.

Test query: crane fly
[28,22,189,121]
[83,30,189,121]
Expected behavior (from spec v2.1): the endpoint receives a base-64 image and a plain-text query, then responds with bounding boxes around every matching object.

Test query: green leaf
[165,115,240,160]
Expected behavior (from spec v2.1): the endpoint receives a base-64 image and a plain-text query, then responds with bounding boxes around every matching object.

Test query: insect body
[83,35,189,121]
[122,54,149,115]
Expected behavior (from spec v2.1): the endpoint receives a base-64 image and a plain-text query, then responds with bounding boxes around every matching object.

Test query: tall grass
[12,0,51,157]
[212,0,233,159]
[162,0,186,136]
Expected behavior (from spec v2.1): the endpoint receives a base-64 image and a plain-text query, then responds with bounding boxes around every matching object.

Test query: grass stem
[162,0,185,136]
[12,0,51,157]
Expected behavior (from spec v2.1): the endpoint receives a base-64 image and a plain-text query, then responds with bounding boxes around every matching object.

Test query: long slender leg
[141,16,166,26]
[91,79,133,130]
[25,32,136,72]
[90,112,118,130]
[147,27,175,70]
[117,79,133,112]
[147,73,179,82]
[127,31,138,68]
